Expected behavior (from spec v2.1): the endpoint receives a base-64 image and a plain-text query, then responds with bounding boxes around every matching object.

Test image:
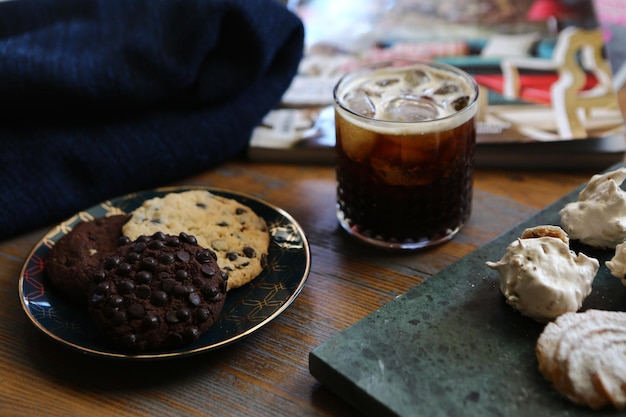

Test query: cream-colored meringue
[486,235,599,323]
[559,168,626,249]
[606,241,626,285]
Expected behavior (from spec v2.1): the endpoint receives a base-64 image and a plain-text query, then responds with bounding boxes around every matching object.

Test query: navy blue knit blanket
[0,0,304,240]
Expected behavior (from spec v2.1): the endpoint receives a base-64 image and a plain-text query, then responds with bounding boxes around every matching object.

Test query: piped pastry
[536,309,626,410]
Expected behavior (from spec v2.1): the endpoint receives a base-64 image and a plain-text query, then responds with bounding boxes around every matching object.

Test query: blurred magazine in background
[249,0,626,170]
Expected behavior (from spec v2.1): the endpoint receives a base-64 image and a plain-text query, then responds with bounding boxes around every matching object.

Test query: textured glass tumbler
[334,60,479,250]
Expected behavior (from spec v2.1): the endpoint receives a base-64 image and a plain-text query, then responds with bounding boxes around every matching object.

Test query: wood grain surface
[0,158,606,417]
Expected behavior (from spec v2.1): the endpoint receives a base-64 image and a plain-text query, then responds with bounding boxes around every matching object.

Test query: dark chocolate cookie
[45,215,130,305]
[88,232,228,352]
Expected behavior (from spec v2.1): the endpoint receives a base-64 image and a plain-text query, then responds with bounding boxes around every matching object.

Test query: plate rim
[18,185,312,360]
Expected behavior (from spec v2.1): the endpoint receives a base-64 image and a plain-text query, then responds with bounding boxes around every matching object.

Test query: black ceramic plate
[19,186,311,360]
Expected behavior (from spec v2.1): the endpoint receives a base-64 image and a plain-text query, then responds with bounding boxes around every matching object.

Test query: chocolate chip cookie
[45,215,130,305]
[88,232,228,352]
[122,190,269,290]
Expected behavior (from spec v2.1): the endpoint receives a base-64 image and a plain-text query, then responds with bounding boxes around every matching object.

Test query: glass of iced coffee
[333,60,479,250]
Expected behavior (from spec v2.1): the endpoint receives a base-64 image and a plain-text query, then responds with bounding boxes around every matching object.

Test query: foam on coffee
[335,63,478,135]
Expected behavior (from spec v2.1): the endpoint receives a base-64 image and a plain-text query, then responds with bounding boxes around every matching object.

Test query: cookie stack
[45,190,269,353]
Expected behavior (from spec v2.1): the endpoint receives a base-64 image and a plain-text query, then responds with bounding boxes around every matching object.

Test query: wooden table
[0,157,610,417]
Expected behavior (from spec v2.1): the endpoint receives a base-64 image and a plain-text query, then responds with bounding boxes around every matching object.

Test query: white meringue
[559,168,626,249]
[606,241,626,285]
[487,234,599,323]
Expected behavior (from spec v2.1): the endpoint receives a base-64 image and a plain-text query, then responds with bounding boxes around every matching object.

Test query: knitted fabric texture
[0,0,304,240]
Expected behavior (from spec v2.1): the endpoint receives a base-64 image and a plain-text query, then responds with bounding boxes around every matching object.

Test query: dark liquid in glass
[335,111,476,246]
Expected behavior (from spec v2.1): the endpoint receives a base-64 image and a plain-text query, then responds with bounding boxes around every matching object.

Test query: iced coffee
[334,60,478,250]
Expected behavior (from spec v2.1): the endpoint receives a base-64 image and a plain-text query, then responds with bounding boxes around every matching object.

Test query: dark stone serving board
[309,164,626,417]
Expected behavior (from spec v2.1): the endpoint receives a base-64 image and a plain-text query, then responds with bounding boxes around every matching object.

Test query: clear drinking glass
[334,60,479,250]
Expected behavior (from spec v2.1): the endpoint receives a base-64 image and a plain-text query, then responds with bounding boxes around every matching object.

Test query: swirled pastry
[536,309,626,410]
[486,226,598,323]
[559,168,626,249]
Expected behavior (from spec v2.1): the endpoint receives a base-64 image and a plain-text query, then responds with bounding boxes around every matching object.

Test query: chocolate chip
[166,236,180,247]
[159,253,175,264]
[179,232,197,245]
[135,270,152,284]
[165,310,179,323]
[195,308,210,323]
[176,308,190,322]
[151,290,168,306]
[173,285,189,297]
[201,265,216,277]
[183,327,200,342]
[104,256,121,270]
[226,252,238,261]
[202,286,220,300]
[108,295,124,307]
[189,293,201,306]
[243,246,256,258]
[91,269,106,282]
[116,263,132,276]
[136,284,151,299]
[235,208,247,215]
[175,269,188,281]
[117,279,134,294]
[148,239,165,250]
[176,250,190,262]
[142,315,159,330]
[152,232,166,241]
[95,281,112,294]
[132,241,147,252]
[117,236,132,246]
[125,251,140,263]
[197,250,216,263]
[141,257,158,270]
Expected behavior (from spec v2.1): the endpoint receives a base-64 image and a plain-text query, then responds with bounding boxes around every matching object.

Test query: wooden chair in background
[501,26,616,139]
